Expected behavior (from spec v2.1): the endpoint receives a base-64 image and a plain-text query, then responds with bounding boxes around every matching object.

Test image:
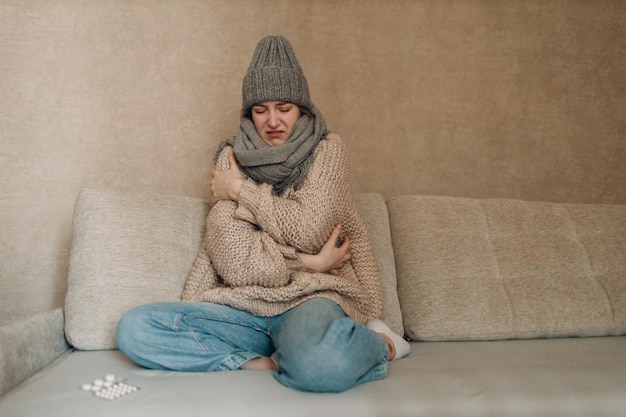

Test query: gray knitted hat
[242,35,312,112]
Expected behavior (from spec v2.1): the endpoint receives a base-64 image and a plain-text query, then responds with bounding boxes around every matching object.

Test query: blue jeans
[116,298,388,392]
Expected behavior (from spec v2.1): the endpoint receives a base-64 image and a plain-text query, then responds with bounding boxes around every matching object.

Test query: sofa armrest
[0,308,70,396]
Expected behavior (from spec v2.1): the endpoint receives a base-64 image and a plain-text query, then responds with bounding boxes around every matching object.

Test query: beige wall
[1,0,625,324]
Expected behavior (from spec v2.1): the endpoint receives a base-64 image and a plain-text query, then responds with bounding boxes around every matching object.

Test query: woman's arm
[206,194,348,287]
[204,199,301,288]
[204,148,304,288]
[209,151,243,205]
[297,225,351,275]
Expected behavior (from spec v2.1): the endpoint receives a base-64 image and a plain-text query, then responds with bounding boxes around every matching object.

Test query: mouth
[267,131,283,139]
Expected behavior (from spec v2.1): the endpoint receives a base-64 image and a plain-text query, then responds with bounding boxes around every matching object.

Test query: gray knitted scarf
[215,106,328,196]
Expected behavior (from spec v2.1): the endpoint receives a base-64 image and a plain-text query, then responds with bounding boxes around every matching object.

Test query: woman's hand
[210,151,243,204]
[297,225,351,275]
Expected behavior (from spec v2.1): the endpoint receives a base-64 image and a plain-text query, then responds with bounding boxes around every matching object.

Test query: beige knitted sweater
[181,133,383,324]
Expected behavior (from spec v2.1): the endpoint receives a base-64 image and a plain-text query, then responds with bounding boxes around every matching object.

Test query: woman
[116,35,408,393]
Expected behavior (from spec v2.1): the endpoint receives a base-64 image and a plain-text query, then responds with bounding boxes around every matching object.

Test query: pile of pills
[80,374,139,400]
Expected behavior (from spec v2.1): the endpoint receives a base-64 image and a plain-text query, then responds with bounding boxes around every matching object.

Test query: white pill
[94,379,104,386]
[105,374,115,382]
[81,383,92,391]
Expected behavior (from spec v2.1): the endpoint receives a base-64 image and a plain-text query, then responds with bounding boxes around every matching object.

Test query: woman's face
[251,101,302,147]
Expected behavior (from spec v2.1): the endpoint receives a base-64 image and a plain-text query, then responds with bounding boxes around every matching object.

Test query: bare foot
[242,356,277,371]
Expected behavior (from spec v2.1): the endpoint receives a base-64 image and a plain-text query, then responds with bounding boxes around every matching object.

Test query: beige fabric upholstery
[355,193,403,335]
[388,195,626,341]
[64,189,401,350]
[64,189,209,350]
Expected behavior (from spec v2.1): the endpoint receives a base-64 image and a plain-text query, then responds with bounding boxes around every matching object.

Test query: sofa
[1,187,625,417]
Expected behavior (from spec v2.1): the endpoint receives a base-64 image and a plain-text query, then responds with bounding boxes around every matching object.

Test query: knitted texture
[215,105,327,196]
[242,35,312,112]
[182,133,383,323]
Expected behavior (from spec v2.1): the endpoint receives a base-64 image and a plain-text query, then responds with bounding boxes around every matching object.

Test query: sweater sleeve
[234,133,351,254]
[204,148,305,288]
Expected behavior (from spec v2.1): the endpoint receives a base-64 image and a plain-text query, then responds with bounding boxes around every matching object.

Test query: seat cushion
[3,338,625,417]
[388,195,626,341]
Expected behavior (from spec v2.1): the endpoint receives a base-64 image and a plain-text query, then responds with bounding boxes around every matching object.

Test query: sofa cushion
[3,338,626,417]
[388,195,626,341]
[64,188,401,350]
[354,193,403,335]
[64,188,210,350]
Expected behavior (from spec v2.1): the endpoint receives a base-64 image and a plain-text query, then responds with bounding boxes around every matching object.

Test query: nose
[268,110,280,128]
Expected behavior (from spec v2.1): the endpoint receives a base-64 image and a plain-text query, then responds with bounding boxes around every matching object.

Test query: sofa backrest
[388,195,626,341]
[64,188,402,350]
[65,188,625,350]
